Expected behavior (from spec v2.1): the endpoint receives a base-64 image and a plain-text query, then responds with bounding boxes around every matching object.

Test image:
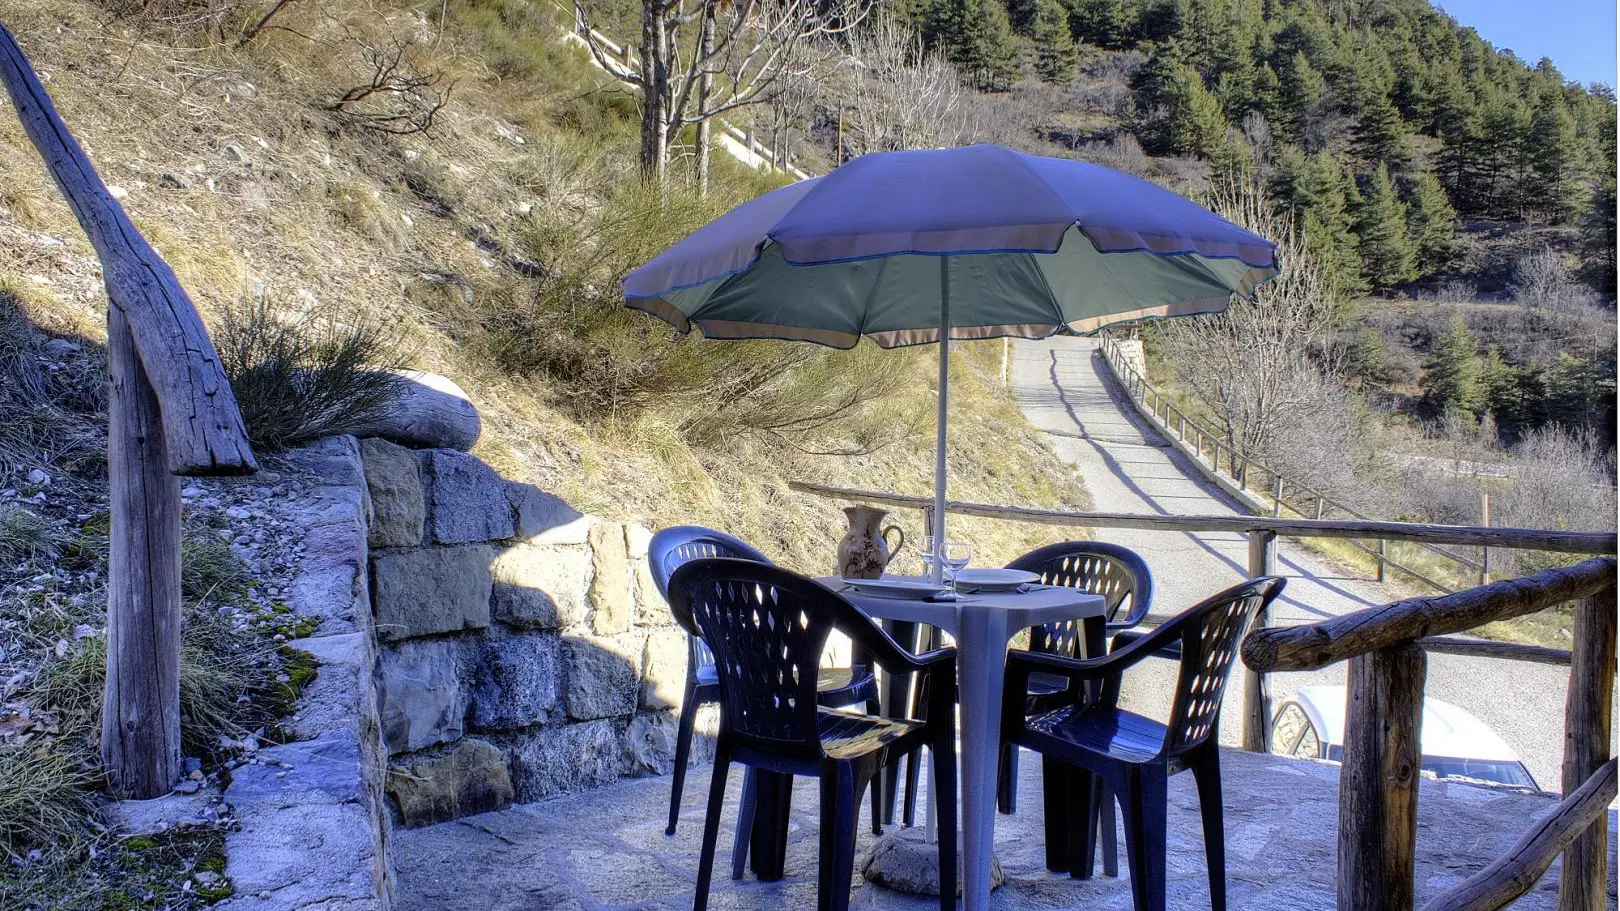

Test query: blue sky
[1435,0,1617,88]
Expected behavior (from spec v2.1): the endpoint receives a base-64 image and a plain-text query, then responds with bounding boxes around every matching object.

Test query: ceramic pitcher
[836,505,906,579]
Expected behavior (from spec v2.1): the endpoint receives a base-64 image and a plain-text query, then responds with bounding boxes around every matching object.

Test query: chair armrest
[1109,629,1182,660]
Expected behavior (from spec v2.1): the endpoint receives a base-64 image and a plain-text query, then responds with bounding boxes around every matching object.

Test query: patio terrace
[392,747,1617,911]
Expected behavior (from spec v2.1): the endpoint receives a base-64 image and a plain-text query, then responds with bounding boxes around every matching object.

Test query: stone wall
[360,440,699,827]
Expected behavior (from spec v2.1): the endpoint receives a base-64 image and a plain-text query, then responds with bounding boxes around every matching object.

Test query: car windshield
[1324,746,1535,788]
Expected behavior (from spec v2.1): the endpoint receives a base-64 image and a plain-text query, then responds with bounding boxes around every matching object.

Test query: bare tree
[575,0,870,187]
[1154,178,1340,481]
[835,13,969,158]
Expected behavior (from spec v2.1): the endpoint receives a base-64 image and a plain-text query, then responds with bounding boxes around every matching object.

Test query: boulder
[497,719,626,801]
[490,543,589,631]
[423,450,515,544]
[507,482,584,541]
[376,638,469,753]
[625,712,678,775]
[471,632,561,731]
[562,634,641,721]
[587,522,631,636]
[349,370,481,451]
[372,545,494,642]
[860,828,1006,896]
[639,627,688,712]
[387,739,514,827]
[360,438,425,548]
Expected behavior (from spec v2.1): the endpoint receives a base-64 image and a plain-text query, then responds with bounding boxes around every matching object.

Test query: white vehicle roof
[1290,684,1520,763]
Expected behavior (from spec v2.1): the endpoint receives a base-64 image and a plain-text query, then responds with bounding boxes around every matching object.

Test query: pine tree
[1355,165,1417,291]
[922,0,1020,91]
[1032,0,1079,83]
[1276,51,1324,146]
[1351,82,1408,166]
[1274,149,1366,297]
[1406,170,1459,276]
[1421,315,1484,414]
[1525,89,1582,223]
[1163,64,1227,155]
[1579,176,1617,294]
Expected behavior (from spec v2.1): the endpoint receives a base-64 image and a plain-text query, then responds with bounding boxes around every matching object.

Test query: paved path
[1008,336,1571,791]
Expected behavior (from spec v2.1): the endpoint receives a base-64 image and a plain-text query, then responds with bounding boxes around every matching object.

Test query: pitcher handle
[882,525,905,561]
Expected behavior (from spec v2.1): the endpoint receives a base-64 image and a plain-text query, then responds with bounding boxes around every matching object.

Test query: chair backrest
[648,526,774,671]
[666,558,893,760]
[1007,541,1154,655]
[1161,576,1286,758]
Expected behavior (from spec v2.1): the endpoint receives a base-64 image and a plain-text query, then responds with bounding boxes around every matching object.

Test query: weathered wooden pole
[1337,644,1426,911]
[1558,583,1616,911]
[1241,529,1277,752]
[0,21,256,797]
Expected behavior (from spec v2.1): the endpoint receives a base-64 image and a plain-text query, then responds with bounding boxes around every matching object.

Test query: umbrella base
[860,828,1005,896]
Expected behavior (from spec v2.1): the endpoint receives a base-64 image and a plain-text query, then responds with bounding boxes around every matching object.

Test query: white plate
[844,578,949,600]
[953,568,1040,592]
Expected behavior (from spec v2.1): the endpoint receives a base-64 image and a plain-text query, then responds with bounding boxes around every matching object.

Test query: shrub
[217,295,407,452]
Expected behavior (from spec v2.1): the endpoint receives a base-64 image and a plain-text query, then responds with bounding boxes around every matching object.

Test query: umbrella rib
[854,253,891,340]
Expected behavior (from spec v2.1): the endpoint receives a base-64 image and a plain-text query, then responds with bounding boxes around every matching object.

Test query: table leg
[879,619,919,825]
[748,771,793,881]
[955,604,1013,911]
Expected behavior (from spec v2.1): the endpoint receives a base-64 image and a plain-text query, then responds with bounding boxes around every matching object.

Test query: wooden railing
[787,480,1617,753]
[1243,558,1617,911]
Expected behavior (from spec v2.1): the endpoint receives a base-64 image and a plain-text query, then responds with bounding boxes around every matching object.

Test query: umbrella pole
[930,257,949,587]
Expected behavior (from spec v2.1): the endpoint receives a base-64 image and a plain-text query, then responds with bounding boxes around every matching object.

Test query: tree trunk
[695,1,715,195]
[639,0,668,181]
[101,306,184,799]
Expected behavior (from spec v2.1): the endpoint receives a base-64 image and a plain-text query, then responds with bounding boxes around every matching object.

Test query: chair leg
[818,762,858,911]
[1040,756,1071,873]
[730,767,757,880]
[1191,752,1227,911]
[694,752,731,911]
[667,676,701,836]
[1066,765,1097,880]
[1119,767,1167,911]
[997,743,1019,814]
[932,738,958,911]
[1098,781,1119,878]
[902,746,922,827]
[869,757,884,836]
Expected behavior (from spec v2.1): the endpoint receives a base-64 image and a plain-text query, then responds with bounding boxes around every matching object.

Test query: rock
[220,802,381,909]
[562,635,641,721]
[227,731,368,808]
[173,779,202,794]
[423,451,514,545]
[490,543,589,631]
[25,468,50,487]
[587,523,631,636]
[497,719,626,801]
[624,524,652,560]
[639,628,688,711]
[282,485,370,637]
[376,638,469,753]
[632,563,672,627]
[282,632,373,742]
[283,436,371,503]
[372,545,494,641]
[348,371,481,451]
[360,438,425,548]
[471,632,560,731]
[860,828,1006,896]
[507,483,583,541]
[387,739,513,827]
[104,788,220,835]
[625,712,678,775]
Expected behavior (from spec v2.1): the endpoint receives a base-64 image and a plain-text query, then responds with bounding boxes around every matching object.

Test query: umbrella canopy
[623,144,1279,581]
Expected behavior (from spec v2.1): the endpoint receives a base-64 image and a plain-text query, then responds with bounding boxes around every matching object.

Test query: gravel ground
[1007,335,1572,793]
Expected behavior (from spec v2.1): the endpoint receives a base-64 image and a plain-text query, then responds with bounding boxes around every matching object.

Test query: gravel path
[1008,335,1570,792]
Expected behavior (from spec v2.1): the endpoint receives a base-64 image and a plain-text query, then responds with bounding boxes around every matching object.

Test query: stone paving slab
[393,748,1616,910]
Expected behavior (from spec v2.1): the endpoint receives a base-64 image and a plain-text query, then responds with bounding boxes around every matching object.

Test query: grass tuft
[0,507,61,564]
[0,744,96,861]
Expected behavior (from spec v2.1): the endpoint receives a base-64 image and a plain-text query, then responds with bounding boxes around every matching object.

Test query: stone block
[498,719,626,801]
[624,524,652,560]
[471,631,560,731]
[639,627,688,712]
[387,739,514,827]
[377,638,469,753]
[284,435,371,509]
[508,482,584,541]
[281,632,374,742]
[587,522,631,636]
[372,545,494,642]
[625,711,678,775]
[490,543,589,631]
[424,450,514,544]
[228,731,369,809]
[221,802,381,909]
[563,634,641,721]
[361,438,425,548]
[284,484,370,638]
[633,563,673,627]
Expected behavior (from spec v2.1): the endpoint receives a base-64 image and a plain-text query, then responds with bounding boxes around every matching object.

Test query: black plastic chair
[1003,576,1286,911]
[647,526,879,842]
[997,541,1155,817]
[667,558,958,911]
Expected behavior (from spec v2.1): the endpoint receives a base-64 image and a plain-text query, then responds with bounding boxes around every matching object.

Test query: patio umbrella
[623,143,1278,582]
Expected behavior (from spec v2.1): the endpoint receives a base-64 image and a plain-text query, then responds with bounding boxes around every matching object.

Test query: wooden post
[1558,584,1616,911]
[1377,539,1388,583]
[1316,496,1326,520]
[1338,644,1427,911]
[1273,475,1284,518]
[1479,490,1491,587]
[1196,431,1203,460]
[1242,529,1277,752]
[102,307,184,797]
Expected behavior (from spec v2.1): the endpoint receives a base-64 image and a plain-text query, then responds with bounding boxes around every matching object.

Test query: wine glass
[942,540,972,590]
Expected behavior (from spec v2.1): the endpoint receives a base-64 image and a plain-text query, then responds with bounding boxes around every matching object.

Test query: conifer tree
[1351,82,1407,166]
[922,0,1020,90]
[1032,0,1079,83]
[1421,314,1483,414]
[1525,89,1581,222]
[1356,165,1417,291]
[1276,51,1324,146]
[1406,170,1459,276]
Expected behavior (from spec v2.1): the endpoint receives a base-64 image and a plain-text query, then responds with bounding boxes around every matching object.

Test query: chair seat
[818,708,924,760]
[696,664,875,706]
[1025,704,1167,765]
[1026,670,1072,697]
